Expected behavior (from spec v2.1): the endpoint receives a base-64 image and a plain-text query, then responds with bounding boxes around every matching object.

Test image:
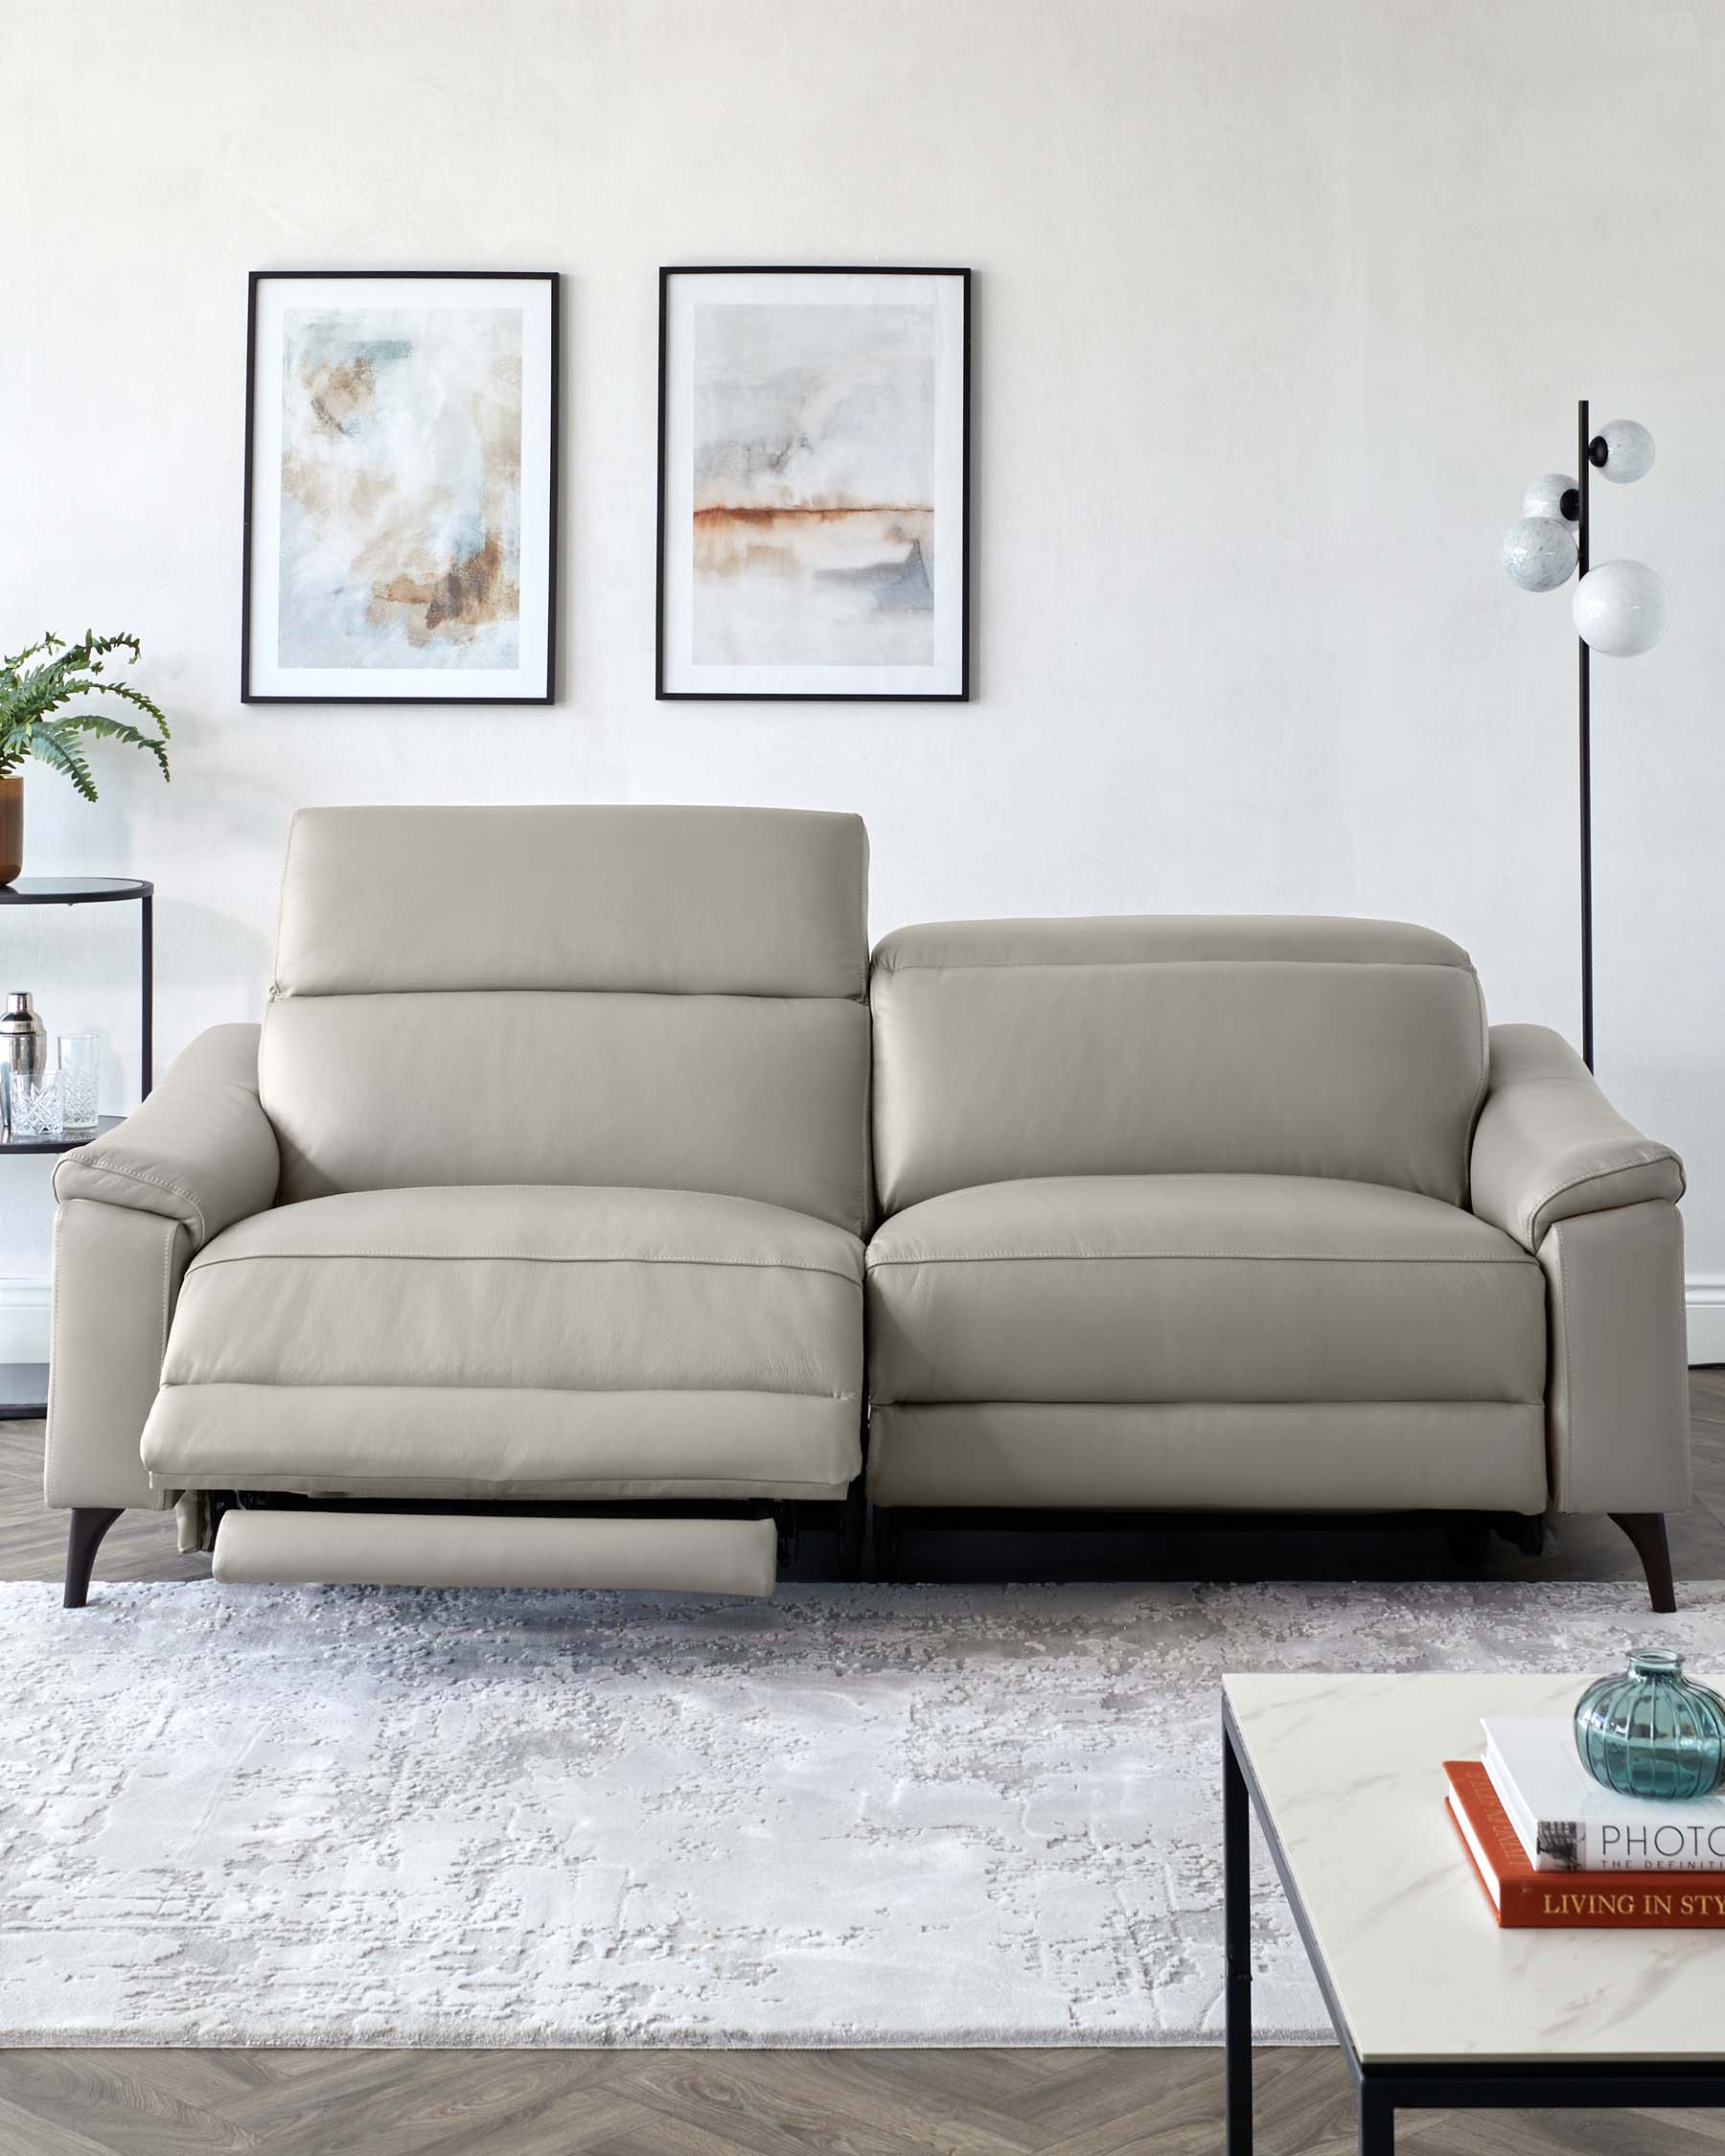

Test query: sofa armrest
[1469,1024,1684,1252]
[46,1024,276,1516]
[52,1023,279,1252]
[46,1201,190,1511]
[1472,1025,1689,1520]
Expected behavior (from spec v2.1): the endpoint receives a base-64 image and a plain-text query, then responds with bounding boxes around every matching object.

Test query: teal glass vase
[1574,1650,1725,1800]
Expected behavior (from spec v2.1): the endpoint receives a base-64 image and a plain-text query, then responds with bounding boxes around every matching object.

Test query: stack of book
[1444,1717,1725,1929]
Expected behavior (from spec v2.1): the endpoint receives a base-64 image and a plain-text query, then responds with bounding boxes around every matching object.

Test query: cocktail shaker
[2,991,48,1139]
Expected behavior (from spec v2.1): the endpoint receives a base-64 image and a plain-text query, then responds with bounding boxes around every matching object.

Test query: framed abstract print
[243,270,557,703]
[656,265,970,700]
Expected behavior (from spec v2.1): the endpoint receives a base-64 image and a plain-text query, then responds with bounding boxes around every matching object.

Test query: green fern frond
[58,697,172,779]
[27,721,101,803]
[0,629,172,796]
[59,677,172,738]
[2,631,65,672]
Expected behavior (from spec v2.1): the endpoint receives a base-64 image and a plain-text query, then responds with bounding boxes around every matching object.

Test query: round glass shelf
[0,1112,124,1157]
[0,877,153,906]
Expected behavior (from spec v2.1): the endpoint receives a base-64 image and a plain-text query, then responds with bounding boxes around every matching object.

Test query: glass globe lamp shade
[1524,471,1578,527]
[1572,559,1670,655]
[1591,419,1655,483]
[1502,516,1577,592]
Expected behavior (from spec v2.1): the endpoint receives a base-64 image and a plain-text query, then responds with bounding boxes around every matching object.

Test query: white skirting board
[1690,1277,1725,1365]
[0,1283,51,1366]
[4,1274,1725,1370]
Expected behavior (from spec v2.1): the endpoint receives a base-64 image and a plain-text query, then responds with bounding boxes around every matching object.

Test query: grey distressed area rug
[4,1578,1723,2048]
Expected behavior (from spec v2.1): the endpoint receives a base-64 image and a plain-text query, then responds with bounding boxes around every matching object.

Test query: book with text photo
[1482,1717,1725,1872]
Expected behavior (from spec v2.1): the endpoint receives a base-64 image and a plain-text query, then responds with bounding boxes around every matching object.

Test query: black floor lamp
[1502,404,1669,1070]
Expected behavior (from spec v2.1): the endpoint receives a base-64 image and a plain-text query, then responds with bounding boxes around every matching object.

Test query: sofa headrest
[869,913,1488,1214]
[271,804,869,999]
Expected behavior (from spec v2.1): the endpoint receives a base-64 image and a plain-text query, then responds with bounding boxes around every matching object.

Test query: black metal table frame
[0,878,153,1102]
[1223,1698,1725,2153]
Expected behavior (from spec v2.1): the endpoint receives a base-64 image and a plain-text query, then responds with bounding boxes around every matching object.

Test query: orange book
[1444,1761,1725,1929]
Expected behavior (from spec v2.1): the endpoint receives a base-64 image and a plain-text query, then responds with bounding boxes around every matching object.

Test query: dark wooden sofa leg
[1609,1512,1676,1614]
[63,1507,124,1609]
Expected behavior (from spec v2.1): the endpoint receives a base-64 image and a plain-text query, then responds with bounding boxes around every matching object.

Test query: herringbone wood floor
[3,1375,1723,2155]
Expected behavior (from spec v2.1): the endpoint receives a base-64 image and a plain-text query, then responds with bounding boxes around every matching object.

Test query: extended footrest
[211,1509,777,1597]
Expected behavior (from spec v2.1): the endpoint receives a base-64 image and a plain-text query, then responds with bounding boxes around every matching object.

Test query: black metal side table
[1,877,153,1418]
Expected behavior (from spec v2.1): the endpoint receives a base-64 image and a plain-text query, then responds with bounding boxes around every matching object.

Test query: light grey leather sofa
[47,817,1690,1611]
[864,916,1690,1607]
[47,805,871,1604]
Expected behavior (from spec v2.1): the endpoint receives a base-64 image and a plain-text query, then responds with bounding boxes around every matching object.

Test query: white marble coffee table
[1223,1672,1725,2154]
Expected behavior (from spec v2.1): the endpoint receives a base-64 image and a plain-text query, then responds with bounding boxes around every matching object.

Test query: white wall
[3,0,1721,1357]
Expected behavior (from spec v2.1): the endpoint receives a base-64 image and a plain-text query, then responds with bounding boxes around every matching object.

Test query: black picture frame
[656,264,971,701]
[242,268,560,705]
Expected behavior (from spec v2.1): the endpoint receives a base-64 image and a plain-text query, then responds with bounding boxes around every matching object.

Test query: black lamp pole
[1508,402,1663,1077]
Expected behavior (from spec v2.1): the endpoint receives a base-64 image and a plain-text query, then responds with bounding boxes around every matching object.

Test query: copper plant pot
[0,774,20,885]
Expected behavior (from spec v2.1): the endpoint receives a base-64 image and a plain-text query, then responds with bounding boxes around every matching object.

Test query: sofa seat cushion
[865,1173,1544,1406]
[141,1184,862,1500]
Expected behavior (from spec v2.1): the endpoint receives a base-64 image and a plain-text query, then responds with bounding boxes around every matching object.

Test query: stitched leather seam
[258,1182,863,1239]
[158,1218,189,1511]
[63,1154,207,1245]
[159,1220,174,1373]
[871,1250,1531,1265]
[858,1002,873,1237]
[46,1204,63,1454]
[1525,1153,1683,1244]
[854,818,869,1002]
[271,985,862,1004]
[263,1179,860,1212]
[872,955,1474,975]
[868,1398,1548,1411]
[267,810,301,996]
[153,1471,852,1493]
[185,1250,864,1288]
[1460,982,1490,1203]
[156,1381,862,1399]
[1552,1220,1574,1501]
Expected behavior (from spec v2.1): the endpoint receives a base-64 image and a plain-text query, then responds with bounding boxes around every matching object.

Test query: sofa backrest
[261,805,870,1233]
[869,915,1488,1216]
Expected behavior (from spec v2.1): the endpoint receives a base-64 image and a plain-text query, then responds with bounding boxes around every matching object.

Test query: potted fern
[0,632,172,883]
